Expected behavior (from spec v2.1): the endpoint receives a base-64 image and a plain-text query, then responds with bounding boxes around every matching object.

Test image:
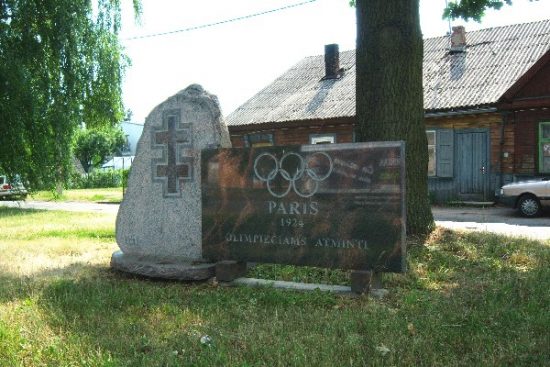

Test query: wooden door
[456,130,489,201]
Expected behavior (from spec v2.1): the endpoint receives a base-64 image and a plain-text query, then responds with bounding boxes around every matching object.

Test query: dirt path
[1,201,548,240]
[432,206,550,240]
[0,200,119,214]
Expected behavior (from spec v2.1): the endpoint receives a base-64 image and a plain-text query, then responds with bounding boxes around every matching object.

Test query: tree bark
[355,0,434,235]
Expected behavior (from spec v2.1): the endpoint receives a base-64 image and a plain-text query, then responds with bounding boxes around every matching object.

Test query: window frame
[309,133,336,145]
[244,133,274,147]
[538,121,550,174]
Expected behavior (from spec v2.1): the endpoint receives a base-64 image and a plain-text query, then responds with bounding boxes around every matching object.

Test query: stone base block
[111,251,215,280]
[350,270,373,294]
[215,260,247,282]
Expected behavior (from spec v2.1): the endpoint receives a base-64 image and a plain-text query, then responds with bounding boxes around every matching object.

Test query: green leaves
[443,0,514,21]
[349,0,526,22]
[73,127,126,173]
[0,0,134,189]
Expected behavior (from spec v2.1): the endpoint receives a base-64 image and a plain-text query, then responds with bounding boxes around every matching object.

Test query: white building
[101,121,143,170]
[120,121,144,156]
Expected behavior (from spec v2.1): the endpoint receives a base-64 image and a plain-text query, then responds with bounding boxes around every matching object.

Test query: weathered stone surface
[350,270,373,294]
[113,84,231,279]
[111,251,215,280]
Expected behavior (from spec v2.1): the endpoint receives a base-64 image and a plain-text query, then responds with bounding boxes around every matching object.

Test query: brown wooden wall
[425,112,512,174]
[511,108,550,175]
[515,60,550,99]
[229,117,355,148]
[229,109,550,177]
[230,114,511,174]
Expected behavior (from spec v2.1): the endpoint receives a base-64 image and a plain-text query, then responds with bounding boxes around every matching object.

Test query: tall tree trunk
[355,0,434,235]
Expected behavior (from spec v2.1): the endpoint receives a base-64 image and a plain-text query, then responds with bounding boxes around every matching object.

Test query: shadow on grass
[1,262,342,365]
[383,229,549,363]
[1,230,549,366]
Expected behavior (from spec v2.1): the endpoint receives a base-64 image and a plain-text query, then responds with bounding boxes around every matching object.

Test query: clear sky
[119,0,550,123]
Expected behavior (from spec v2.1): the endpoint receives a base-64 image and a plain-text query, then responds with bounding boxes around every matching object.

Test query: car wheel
[517,195,541,217]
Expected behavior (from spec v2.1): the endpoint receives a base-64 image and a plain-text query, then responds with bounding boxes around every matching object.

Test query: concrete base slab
[220,277,389,298]
[110,251,215,280]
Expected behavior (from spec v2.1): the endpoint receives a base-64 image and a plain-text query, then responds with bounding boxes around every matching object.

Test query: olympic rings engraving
[253,151,333,198]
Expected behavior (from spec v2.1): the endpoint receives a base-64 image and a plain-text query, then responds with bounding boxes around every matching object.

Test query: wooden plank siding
[425,112,508,174]
[511,108,550,175]
[229,117,355,147]
[230,113,510,175]
[227,109,550,202]
[502,122,515,174]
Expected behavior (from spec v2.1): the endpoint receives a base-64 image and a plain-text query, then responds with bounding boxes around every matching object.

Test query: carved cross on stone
[151,109,193,197]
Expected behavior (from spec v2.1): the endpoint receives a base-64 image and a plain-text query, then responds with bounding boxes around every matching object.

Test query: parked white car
[499,178,550,217]
[0,175,28,200]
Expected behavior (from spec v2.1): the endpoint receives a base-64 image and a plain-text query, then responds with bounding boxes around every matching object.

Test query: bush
[121,168,130,188]
[69,169,124,189]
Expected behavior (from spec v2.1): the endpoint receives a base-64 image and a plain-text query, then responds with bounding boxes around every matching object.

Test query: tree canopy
[350,0,528,21]
[73,127,126,174]
[443,0,535,21]
[0,0,140,190]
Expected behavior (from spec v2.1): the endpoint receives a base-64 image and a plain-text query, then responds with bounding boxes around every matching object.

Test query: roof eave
[424,105,499,118]
[228,116,355,132]
[499,49,550,103]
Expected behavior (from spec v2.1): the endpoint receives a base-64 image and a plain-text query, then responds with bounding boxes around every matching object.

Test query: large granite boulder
[112,84,231,279]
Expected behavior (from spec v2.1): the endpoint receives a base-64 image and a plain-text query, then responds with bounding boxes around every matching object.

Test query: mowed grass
[0,207,548,366]
[30,188,123,203]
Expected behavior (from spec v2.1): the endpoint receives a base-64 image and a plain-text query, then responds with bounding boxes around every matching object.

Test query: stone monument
[202,142,406,292]
[112,84,231,279]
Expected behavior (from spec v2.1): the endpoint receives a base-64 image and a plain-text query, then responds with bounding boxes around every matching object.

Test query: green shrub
[121,168,130,188]
[69,169,124,189]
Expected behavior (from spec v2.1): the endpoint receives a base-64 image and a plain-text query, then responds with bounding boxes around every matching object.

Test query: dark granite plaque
[201,142,406,272]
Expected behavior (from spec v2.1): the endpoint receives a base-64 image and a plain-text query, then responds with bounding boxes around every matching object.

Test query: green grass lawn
[30,188,124,203]
[0,207,548,366]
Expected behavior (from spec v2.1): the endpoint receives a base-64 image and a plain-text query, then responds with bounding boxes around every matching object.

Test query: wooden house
[226,20,550,202]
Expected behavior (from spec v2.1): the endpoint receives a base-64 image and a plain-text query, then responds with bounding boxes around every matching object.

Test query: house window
[426,131,436,176]
[310,134,336,144]
[539,122,550,173]
[244,133,274,147]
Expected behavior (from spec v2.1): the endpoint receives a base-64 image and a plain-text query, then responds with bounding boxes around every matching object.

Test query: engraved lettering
[289,202,300,215]
[361,164,374,174]
[379,158,400,167]
[268,201,277,214]
[224,232,307,247]
[264,201,320,216]
[310,201,319,215]
[314,238,369,250]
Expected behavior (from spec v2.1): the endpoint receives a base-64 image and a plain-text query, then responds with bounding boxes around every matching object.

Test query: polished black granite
[202,142,406,272]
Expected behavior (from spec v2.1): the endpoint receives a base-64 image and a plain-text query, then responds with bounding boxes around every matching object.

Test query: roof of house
[227,19,550,127]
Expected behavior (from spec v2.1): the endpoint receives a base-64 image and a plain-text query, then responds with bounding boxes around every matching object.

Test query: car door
[542,180,550,208]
